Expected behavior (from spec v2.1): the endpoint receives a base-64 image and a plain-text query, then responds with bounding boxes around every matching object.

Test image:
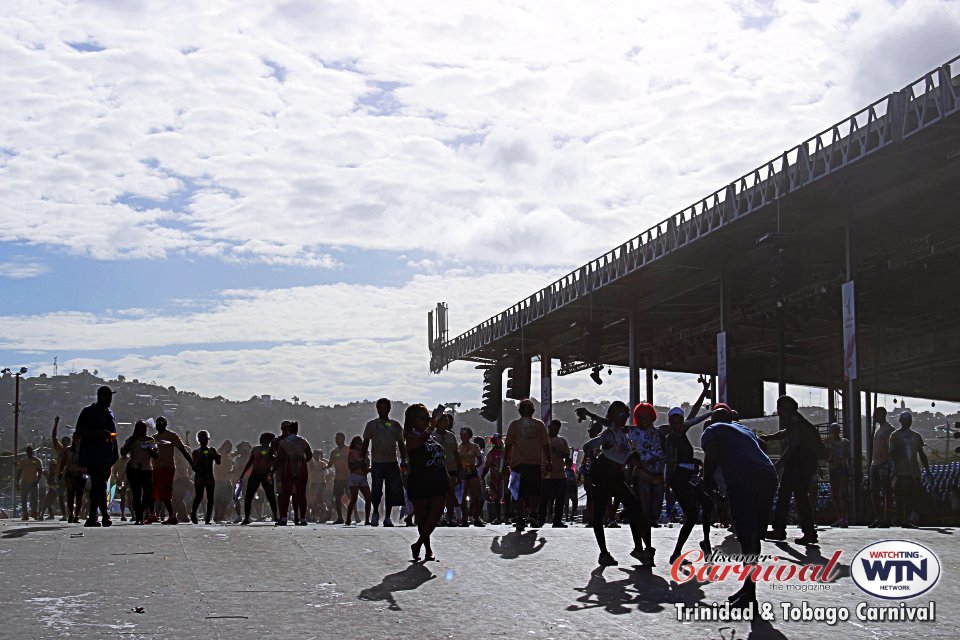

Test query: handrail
[430,55,960,373]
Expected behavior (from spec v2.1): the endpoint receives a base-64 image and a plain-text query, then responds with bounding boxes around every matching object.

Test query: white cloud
[0,0,956,268]
[0,258,50,279]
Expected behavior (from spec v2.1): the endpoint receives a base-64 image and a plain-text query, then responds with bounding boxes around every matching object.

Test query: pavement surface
[0,518,955,639]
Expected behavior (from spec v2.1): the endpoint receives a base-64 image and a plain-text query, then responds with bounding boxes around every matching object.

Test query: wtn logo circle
[851,540,941,600]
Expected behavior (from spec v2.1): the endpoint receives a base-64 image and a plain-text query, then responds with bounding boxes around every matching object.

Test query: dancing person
[826,423,850,528]
[120,420,158,525]
[276,421,313,526]
[190,430,221,525]
[630,403,666,528]
[889,411,930,528]
[576,402,650,566]
[761,395,824,545]
[404,404,450,561]
[700,407,778,610]
[153,416,193,525]
[213,440,234,523]
[539,420,571,528]
[458,427,485,526]
[328,433,349,524]
[346,436,372,526]
[868,406,895,528]
[75,386,120,527]
[362,398,407,527]
[240,433,279,524]
[581,420,603,527]
[504,399,551,531]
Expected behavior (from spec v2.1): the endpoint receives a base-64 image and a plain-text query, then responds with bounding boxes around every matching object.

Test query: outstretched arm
[52,416,62,454]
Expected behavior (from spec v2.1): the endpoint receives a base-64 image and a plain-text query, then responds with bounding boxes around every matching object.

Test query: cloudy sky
[1,0,958,412]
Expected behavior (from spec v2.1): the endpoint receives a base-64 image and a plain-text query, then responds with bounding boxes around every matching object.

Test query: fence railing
[430,56,960,372]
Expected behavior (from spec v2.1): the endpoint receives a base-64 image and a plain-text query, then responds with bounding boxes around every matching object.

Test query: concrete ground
[0,518,954,639]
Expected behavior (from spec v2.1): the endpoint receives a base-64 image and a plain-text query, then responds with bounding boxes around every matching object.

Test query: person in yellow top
[504,399,552,531]
[458,427,485,527]
[16,446,44,520]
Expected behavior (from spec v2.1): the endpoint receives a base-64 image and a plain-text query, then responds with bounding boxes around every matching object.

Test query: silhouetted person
[153,416,194,524]
[15,445,44,520]
[191,430,222,524]
[868,407,895,527]
[120,419,158,525]
[701,407,777,610]
[75,386,120,527]
[761,395,823,545]
[277,420,312,526]
[362,398,407,527]
[505,399,551,531]
[889,411,930,528]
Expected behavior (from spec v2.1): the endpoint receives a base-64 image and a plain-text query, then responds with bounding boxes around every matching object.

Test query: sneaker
[699,539,713,558]
[102,518,112,527]
[190,514,199,525]
[83,519,101,528]
[162,517,179,525]
[241,518,250,525]
[371,512,380,527]
[383,517,394,527]
[403,516,414,527]
[473,518,486,527]
[332,518,344,525]
[276,519,287,526]
[598,552,618,566]
[120,516,127,522]
[794,534,819,545]
[296,520,308,526]
[764,529,787,541]
[552,522,568,528]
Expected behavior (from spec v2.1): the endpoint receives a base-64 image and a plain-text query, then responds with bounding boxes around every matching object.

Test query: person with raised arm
[404,404,450,561]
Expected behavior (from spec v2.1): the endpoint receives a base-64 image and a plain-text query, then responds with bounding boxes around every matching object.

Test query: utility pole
[3,367,27,518]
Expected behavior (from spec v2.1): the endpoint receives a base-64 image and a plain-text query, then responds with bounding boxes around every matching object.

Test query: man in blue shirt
[75,386,119,527]
[701,407,777,609]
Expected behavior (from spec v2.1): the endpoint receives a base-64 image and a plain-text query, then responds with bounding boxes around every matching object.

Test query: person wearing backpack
[760,395,824,545]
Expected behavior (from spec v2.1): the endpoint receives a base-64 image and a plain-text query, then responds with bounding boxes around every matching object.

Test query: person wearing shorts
[328,433,349,524]
[504,399,551,531]
[346,436,371,525]
[152,416,193,524]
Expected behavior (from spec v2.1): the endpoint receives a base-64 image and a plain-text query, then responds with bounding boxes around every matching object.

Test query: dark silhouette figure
[358,563,436,611]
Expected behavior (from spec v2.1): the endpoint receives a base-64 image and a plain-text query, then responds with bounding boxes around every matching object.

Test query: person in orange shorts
[152,416,193,524]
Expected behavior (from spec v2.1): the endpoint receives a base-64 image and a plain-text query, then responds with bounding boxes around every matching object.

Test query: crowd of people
[13,382,938,607]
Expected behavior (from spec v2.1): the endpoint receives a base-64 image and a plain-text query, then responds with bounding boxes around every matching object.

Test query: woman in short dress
[345,436,372,526]
[404,403,449,561]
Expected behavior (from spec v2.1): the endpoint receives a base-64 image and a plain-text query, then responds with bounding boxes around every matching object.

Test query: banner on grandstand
[842,280,857,382]
[717,331,728,404]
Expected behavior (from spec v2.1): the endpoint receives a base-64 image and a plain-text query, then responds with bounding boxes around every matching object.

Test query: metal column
[629,311,640,410]
[645,363,654,405]
[541,346,552,428]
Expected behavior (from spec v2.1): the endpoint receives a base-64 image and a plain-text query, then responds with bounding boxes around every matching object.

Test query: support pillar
[629,311,641,410]
[645,362,654,405]
[843,217,863,524]
[827,388,837,424]
[541,345,552,428]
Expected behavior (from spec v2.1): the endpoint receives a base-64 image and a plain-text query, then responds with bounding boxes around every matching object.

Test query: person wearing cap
[760,395,824,545]
[826,423,850,528]
[700,406,777,610]
[889,411,930,528]
[663,377,715,565]
[868,407,895,528]
[152,415,193,525]
[75,386,121,527]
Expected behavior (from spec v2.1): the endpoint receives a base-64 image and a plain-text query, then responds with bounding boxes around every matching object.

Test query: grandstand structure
[429,55,960,515]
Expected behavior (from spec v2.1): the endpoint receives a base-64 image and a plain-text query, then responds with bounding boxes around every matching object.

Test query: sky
[1,0,959,413]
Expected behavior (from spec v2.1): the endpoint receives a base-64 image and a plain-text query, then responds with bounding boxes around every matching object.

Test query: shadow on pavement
[747,617,790,640]
[489,530,546,559]
[567,564,706,615]
[1,525,66,539]
[770,541,850,580]
[358,562,436,611]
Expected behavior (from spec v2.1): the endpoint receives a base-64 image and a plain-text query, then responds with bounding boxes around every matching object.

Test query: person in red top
[276,420,313,526]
